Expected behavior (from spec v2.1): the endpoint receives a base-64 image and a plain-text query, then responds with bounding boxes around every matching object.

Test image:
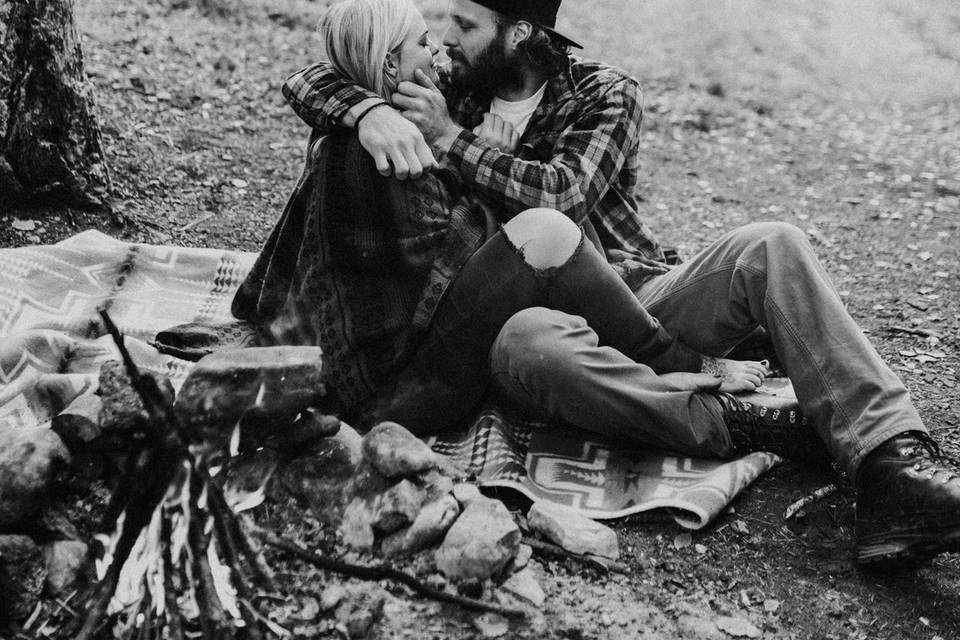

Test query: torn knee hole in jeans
[506,231,586,278]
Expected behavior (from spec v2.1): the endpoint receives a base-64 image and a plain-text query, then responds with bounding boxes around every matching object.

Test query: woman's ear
[383,50,400,91]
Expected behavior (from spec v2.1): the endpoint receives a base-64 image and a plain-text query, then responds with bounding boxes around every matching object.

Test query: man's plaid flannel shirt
[282,55,668,289]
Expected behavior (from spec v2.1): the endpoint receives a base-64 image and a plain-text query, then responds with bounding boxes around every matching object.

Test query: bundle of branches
[58,311,283,640]
[57,312,529,639]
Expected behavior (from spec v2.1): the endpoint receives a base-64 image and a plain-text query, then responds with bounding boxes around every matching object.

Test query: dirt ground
[2,0,959,638]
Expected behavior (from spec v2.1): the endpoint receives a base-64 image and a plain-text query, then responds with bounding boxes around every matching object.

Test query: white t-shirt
[489,82,547,139]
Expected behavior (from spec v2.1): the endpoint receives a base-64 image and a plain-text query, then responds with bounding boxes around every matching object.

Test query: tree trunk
[0,0,110,210]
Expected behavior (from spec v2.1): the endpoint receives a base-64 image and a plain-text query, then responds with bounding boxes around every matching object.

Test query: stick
[161,514,185,640]
[783,484,839,520]
[522,537,629,574]
[187,473,227,640]
[887,325,942,339]
[255,529,530,618]
[206,481,265,640]
[206,478,276,591]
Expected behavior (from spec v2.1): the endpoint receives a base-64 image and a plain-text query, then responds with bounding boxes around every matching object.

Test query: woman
[232,0,772,450]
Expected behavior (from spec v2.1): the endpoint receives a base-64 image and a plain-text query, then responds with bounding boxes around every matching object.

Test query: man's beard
[448,31,523,95]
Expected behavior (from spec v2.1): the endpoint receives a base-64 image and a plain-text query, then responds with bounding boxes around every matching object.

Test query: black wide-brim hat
[469,0,583,49]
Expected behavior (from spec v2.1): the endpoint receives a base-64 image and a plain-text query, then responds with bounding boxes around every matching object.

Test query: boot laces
[906,432,960,483]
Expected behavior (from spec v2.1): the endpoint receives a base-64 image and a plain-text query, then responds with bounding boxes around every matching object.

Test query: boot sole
[856,530,960,572]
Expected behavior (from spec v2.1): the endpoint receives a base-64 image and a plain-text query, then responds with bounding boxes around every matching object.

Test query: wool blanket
[0,230,786,529]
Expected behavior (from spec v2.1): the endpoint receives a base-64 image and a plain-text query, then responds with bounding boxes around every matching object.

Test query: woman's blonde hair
[319,0,422,100]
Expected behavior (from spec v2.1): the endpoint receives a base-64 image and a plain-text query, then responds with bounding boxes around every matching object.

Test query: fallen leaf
[674,533,692,549]
[230,178,249,188]
[694,544,708,554]
[11,219,37,231]
[715,615,761,638]
[764,598,781,613]
[731,519,749,534]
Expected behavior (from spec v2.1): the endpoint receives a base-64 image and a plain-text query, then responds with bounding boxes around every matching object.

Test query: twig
[521,536,629,574]
[206,478,276,591]
[887,325,942,339]
[178,212,216,232]
[783,484,840,520]
[254,529,530,618]
[22,601,43,631]
[206,480,265,640]
[187,473,227,639]
[161,515,185,640]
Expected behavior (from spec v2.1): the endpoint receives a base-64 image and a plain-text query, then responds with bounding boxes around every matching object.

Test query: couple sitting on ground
[232,0,960,572]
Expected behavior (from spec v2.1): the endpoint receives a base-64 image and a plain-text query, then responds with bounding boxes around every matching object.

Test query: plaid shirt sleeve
[443,77,643,225]
[281,62,382,130]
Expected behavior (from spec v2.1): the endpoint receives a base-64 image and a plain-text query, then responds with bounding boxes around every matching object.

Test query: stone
[98,360,174,431]
[258,408,340,452]
[417,469,454,502]
[473,613,510,638]
[435,497,521,581]
[715,615,762,638]
[339,498,376,552]
[381,493,460,557]
[451,483,483,507]
[174,346,325,436]
[276,423,363,524]
[43,539,88,596]
[362,422,440,478]
[51,393,102,451]
[511,543,533,571]
[371,480,425,535]
[0,535,46,624]
[499,567,545,607]
[344,461,393,502]
[526,502,620,560]
[0,427,71,529]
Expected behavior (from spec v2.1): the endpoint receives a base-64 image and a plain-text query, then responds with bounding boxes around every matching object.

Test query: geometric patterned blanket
[0,230,782,530]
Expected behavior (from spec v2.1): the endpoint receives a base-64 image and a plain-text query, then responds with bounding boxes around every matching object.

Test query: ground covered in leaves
[2,0,959,638]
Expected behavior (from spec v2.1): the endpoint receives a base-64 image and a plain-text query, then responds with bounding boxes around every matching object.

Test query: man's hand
[393,69,463,151]
[472,113,520,153]
[350,100,437,180]
[608,248,672,289]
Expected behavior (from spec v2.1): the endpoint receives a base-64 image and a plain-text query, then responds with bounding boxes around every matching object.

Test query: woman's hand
[472,113,520,153]
[702,357,771,393]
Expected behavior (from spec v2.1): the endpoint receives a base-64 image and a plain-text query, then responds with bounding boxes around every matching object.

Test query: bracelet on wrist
[354,101,389,129]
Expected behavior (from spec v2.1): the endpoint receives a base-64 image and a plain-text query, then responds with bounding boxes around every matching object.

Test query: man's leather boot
[715,392,831,466]
[855,432,960,571]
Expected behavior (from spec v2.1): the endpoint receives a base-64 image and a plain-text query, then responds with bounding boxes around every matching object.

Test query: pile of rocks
[0,354,187,625]
[281,419,623,621]
[0,386,105,625]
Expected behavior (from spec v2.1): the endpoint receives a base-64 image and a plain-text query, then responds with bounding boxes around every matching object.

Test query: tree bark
[0,0,110,210]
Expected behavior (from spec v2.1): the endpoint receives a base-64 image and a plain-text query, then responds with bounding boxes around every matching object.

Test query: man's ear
[510,21,533,49]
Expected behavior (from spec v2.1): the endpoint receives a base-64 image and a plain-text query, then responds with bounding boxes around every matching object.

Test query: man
[282,0,960,571]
